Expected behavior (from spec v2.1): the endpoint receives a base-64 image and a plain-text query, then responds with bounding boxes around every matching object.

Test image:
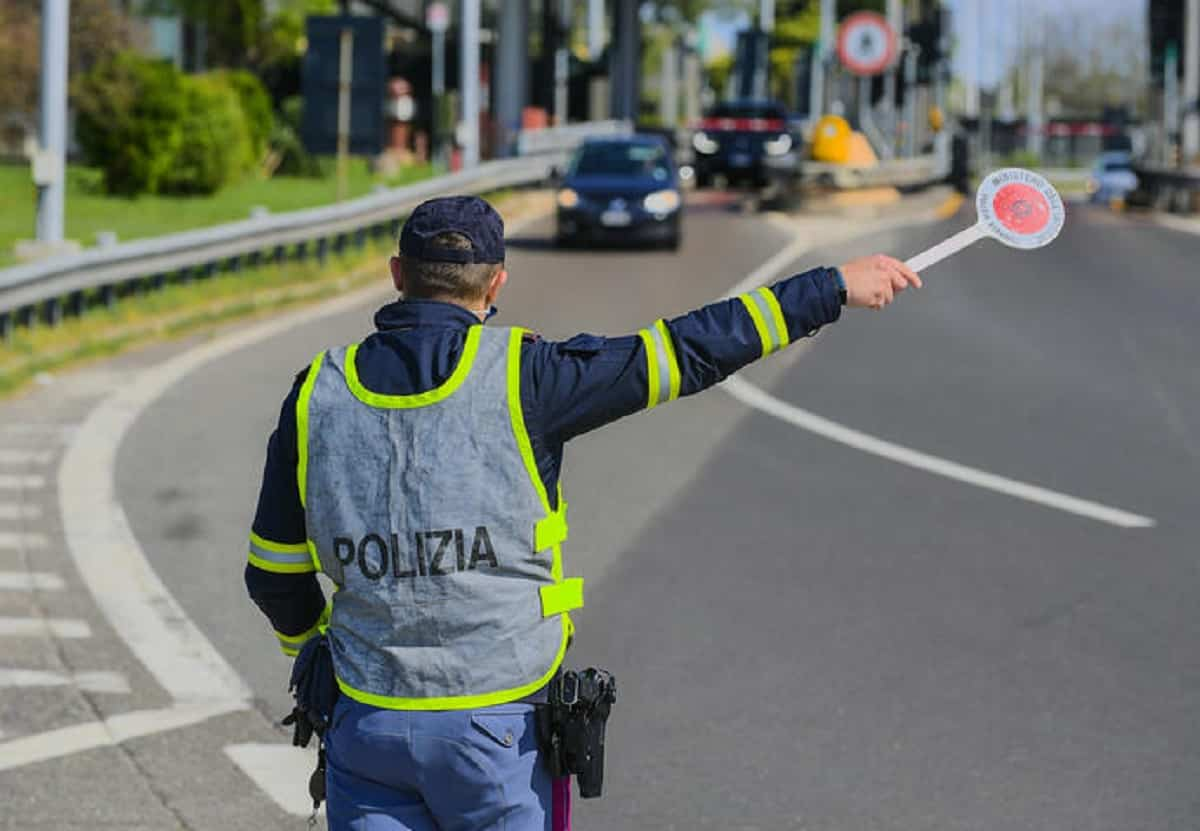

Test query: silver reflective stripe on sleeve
[639,320,681,409]
[248,533,316,573]
[748,291,783,353]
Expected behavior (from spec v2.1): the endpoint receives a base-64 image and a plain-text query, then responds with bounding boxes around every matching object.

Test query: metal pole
[1183,0,1199,163]
[904,45,917,157]
[759,0,774,33]
[555,0,571,124]
[588,0,604,60]
[684,48,701,124]
[496,0,528,156]
[808,46,822,120]
[36,0,69,244]
[1166,44,1180,163]
[963,0,979,118]
[661,41,678,127]
[1027,32,1044,160]
[811,0,835,121]
[460,0,480,167]
[336,27,354,202]
[883,0,902,148]
[432,26,445,164]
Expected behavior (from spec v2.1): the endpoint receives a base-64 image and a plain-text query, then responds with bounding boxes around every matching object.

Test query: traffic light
[1149,0,1184,85]
[906,16,942,84]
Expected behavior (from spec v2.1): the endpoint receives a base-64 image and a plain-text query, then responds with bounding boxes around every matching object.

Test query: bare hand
[838,255,923,310]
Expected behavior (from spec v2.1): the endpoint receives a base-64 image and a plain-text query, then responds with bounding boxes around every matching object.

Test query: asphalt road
[75,197,1200,828]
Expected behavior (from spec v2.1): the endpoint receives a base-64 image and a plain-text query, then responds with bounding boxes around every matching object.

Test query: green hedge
[75,53,274,196]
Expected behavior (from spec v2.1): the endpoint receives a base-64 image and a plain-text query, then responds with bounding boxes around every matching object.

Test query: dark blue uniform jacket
[246,267,843,649]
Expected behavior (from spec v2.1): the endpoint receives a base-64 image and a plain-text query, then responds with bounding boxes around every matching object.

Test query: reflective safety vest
[295,325,582,710]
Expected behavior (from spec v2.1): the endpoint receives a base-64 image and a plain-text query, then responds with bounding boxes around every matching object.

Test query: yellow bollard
[811,115,852,163]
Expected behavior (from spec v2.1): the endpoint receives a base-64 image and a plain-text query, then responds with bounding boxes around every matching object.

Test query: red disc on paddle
[992,182,1051,236]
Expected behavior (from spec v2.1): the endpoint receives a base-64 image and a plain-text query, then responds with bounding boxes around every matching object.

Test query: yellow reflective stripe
[274,604,331,655]
[345,326,482,408]
[639,329,661,409]
[248,551,317,574]
[756,286,790,349]
[250,532,308,554]
[507,328,553,513]
[335,616,570,711]
[295,351,324,510]
[652,320,681,403]
[306,539,321,573]
[738,293,773,357]
[535,508,569,552]
[540,578,584,617]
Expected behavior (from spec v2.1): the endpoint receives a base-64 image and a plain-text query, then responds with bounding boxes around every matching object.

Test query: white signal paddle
[905,168,1066,274]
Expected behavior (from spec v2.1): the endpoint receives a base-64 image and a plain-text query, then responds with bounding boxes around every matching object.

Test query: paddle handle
[905,224,987,273]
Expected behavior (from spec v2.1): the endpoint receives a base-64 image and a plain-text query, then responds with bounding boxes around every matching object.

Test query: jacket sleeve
[244,369,329,657]
[529,266,843,444]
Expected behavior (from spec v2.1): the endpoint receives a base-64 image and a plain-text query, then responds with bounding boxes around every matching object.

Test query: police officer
[245,195,921,830]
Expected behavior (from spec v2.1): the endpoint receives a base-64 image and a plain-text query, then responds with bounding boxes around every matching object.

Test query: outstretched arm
[244,373,329,657]
[529,257,919,446]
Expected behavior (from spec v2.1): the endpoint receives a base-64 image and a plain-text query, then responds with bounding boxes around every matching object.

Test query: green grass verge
[0,187,537,401]
[0,159,435,268]
[0,240,389,400]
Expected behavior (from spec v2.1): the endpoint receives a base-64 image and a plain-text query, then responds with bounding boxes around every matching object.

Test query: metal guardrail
[0,122,627,337]
[1128,163,1200,214]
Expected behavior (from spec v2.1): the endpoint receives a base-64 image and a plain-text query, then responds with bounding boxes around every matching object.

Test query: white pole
[36,0,69,244]
[661,42,678,127]
[811,0,835,120]
[883,0,902,143]
[460,0,480,167]
[1183,0,1199,162]
[1027,23,1044,160]
[588,0,604,60]
[963,0,979,118]
[760,0,774,33]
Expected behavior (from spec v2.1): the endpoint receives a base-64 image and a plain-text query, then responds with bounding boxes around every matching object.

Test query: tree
[0,0,131,117]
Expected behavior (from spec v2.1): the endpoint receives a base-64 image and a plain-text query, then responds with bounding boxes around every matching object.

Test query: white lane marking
[722,375,1156,528]
[0,504,42,520]
[0,699,246,772]
[0,532,49,549]
[0,617,91,638]
[1153,214,1200,237]
[0,572,64,590]
[0,475,46,490]
[226,743,324,818]
[0,450,53,465]
[0,669,131,694]
[722,214,1157,529]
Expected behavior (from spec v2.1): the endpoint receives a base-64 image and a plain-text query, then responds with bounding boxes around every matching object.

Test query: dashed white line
[0,450,53,465]
[0,503,42,520]
[0,532,49,549]
[0,617,91,638]
[0,475,46,490]
[226,743,324,818]
[0,699,246,772]
[0,572,65,590]
[0,669,131,694]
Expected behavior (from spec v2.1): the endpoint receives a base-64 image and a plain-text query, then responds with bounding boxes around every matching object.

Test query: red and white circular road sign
[975,168,1065,250]
[836,12,897,77]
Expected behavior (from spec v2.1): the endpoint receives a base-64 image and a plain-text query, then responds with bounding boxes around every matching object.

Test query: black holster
[536,667,616,799]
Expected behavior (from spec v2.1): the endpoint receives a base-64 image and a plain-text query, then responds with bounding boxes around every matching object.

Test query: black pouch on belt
[537,667,617,799]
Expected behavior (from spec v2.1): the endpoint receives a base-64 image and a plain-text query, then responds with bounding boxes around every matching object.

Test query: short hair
[399,232,502,301]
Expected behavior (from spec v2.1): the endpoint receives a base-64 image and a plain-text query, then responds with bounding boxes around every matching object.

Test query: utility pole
[554,0,571,124]
[963,0,979,119]
[36,0,69,244]
[1026,4,1044,161]
[760,0,774,34]
[459,0,480,167]
[1183,0,1199,163]
[335,26,354,201]
[810,0,835,121]
[661,41,679,127]
[588,0,604,61]
[884,0,903,146]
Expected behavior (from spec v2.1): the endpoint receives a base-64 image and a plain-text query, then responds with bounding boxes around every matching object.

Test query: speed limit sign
[836,12,897,77]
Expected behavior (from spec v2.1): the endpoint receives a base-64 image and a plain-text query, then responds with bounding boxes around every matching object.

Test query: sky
[700,0,1149,85]
[947,0,1147,88]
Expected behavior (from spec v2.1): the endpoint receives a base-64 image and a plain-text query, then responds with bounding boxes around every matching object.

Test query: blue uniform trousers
[325,698,552,831]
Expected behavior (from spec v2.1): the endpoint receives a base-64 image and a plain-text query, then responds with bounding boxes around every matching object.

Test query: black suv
[690,100,796,189]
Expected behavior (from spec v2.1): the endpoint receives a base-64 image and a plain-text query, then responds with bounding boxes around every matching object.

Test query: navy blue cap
[399,196,505,264]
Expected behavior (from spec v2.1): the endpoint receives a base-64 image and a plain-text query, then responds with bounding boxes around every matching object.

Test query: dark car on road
[690,100,796,190]
[555,135,682,250]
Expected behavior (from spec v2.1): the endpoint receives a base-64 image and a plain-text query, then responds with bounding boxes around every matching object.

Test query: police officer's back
[245,196,920,830]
